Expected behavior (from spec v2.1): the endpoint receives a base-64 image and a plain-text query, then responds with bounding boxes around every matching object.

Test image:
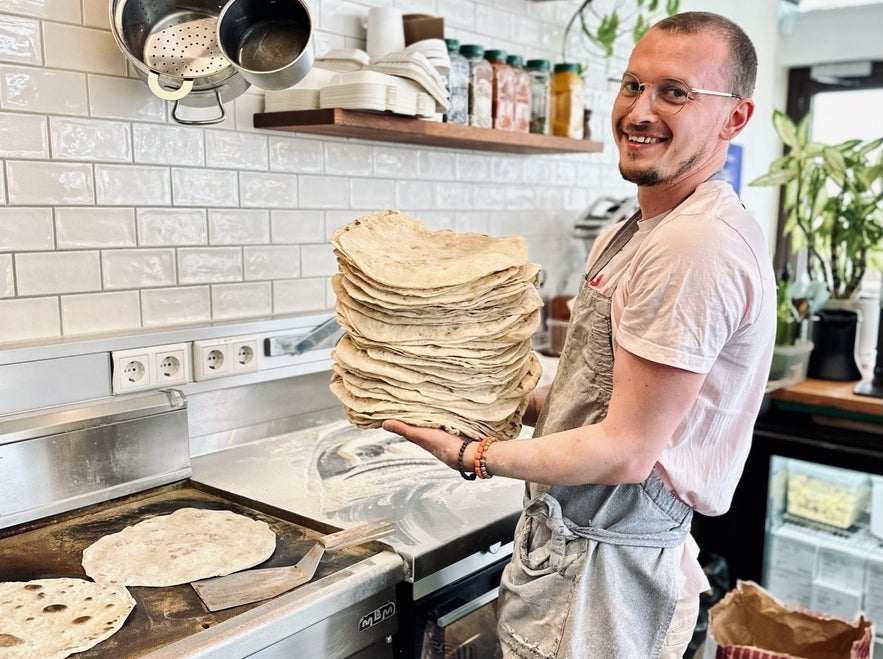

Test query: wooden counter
[769,377,883,419]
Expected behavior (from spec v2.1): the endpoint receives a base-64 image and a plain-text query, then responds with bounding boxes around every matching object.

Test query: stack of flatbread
[329,209,543,441]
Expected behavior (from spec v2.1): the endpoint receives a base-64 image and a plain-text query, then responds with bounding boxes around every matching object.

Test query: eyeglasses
[616,73,743,115]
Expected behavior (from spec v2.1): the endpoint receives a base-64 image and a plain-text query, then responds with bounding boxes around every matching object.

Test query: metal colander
[110,0,249,121]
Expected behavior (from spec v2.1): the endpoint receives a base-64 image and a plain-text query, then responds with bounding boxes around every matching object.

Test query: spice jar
[525,59,551,135]
[459,44,493,129]
[550,62,584,139]
[444,38,469,125]
[484,49,515,131]
[507,54,532,134]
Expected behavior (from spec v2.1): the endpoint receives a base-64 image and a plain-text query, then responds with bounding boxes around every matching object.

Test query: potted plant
[751,109,883,380]
[562,0,681,64]
[750,109,883,301]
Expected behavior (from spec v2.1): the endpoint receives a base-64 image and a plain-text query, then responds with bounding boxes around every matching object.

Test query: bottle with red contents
[483,49,515,131]
[506,54,532,134]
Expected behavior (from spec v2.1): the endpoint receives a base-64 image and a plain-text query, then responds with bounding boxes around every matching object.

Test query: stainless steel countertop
[190,420,526,582]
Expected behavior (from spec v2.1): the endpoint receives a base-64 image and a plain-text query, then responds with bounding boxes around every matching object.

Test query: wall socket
[111,342,191,394]
[192,335,259,381]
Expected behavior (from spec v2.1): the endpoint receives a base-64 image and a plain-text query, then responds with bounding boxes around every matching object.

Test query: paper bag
[704,581,874,659]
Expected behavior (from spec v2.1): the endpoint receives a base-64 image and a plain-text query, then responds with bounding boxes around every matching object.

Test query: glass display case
[762,456,883,655]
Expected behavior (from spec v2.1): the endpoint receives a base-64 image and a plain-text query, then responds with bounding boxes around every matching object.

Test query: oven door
[396,552,510,659]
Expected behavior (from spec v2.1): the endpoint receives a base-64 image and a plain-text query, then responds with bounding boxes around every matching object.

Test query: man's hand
[382,419,467,471]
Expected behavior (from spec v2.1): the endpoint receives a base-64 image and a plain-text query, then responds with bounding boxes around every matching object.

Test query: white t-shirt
[586,179,776,594]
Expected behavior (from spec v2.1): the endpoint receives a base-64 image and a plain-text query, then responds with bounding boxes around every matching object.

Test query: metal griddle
[0,482,382,657]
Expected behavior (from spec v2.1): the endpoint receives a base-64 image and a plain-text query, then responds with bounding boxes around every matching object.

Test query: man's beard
[619,151,701,187]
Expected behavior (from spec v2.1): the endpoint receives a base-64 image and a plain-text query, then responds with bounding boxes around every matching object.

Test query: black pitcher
[807,309,863,381]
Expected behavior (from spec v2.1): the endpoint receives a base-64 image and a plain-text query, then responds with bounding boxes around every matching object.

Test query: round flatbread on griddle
[81,508,277,587]
[0,577,135,659]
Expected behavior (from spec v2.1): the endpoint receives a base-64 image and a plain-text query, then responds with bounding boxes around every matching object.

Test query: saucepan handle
[171,89,227,126]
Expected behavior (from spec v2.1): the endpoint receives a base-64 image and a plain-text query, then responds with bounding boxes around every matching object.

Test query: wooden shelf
[253,108,604,155]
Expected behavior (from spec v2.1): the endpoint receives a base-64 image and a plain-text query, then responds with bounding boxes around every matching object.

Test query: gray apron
[497,212,693,659]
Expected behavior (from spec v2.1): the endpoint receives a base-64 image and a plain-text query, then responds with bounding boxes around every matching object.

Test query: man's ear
[721,98,754,140]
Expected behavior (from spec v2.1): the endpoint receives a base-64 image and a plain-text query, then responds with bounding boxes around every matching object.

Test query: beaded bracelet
[457,438,477,480]
[473,436,499,479]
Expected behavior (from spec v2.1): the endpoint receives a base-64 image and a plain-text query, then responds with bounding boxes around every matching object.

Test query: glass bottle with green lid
[507,54,532,134]
[484,49,515,131]
[459,44,493,129]
[444,38,469,125]
[551,62,584,139]
[525,59,551,135]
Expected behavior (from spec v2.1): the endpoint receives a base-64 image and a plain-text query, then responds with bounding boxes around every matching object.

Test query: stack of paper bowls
[329,209,543,441]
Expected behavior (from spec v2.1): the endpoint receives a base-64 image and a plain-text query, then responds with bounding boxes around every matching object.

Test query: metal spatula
[191,519,396,612]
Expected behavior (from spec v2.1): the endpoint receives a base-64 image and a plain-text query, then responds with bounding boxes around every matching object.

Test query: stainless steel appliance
[189,392,525,659]
[0,389,403,658]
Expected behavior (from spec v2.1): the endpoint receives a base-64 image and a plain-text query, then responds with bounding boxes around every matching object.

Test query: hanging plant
[562,0,681,63]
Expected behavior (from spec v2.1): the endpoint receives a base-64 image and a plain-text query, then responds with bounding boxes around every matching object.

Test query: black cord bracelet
[457,438,477,480]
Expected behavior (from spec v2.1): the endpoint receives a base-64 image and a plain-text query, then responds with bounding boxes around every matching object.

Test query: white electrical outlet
[192,335,259,381]
[112,342,192,394]
[112,349,153,394]
[153,343,190,387]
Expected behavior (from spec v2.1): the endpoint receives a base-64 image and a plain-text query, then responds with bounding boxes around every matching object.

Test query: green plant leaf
[667,0,680,15]
[596,13,620,57]
[772,110,798,150]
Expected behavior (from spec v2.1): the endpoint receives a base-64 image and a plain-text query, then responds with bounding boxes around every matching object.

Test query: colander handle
[171,89,227,126]
[147,73,194,101]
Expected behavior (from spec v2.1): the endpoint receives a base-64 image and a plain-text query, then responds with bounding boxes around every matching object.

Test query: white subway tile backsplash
[0,111,48,158]
[417,150,456,180]
[82,0,110,29]
[1,65,87,115]
[435,181,474,210]
[0,207,53,249]
[96,164,170,205]
[0,1,81,23]
[178,247,242,284]
[102,248,176,289]
[211,281,271,320]
[239,171,297,208]
[324,141,373,176]
[244,245,300,280]
[297,175,346,209]
[350,176,394,209]
[0,254,13,297]
[205,129,268,170]
[50,117,131,162]
[270,209,325,244]
[269,135,323,173]
[395,180,435,211]
[6,160,94,204]
[133,123,204,166]
[374,145,419,179]
[300,243,336,278]
[88,74,165,122]
[141,285,211,327]
[273,277,329,314]
[0,0,628,345]
[61,290,140,336]
[172,168,238,207]
[42,23,126,76]
[16,250,100,295]
[56,207,136,247]
[137,208,207,246]
[209,209,270,245]
[0,297,60,342]
[0,14,41,64]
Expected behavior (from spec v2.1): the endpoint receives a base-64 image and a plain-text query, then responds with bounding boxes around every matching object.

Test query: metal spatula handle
[320,519,397,550]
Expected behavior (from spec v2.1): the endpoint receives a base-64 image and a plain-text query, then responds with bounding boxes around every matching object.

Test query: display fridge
[693,393,883,657]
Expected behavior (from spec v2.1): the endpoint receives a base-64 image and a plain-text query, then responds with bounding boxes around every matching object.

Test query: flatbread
[330,209,529,289]
[82,508,277,587]
[0,577,135,659]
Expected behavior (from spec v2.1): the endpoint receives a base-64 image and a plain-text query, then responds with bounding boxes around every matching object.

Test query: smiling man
[383,12,776,659]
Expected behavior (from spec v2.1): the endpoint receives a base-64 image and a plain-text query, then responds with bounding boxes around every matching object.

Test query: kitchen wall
[2,0,866,350]
[0,0,635,348]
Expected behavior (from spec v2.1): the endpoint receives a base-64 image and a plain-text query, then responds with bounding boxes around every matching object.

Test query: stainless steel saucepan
[110,0,250,125]
[217,0,315,91]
